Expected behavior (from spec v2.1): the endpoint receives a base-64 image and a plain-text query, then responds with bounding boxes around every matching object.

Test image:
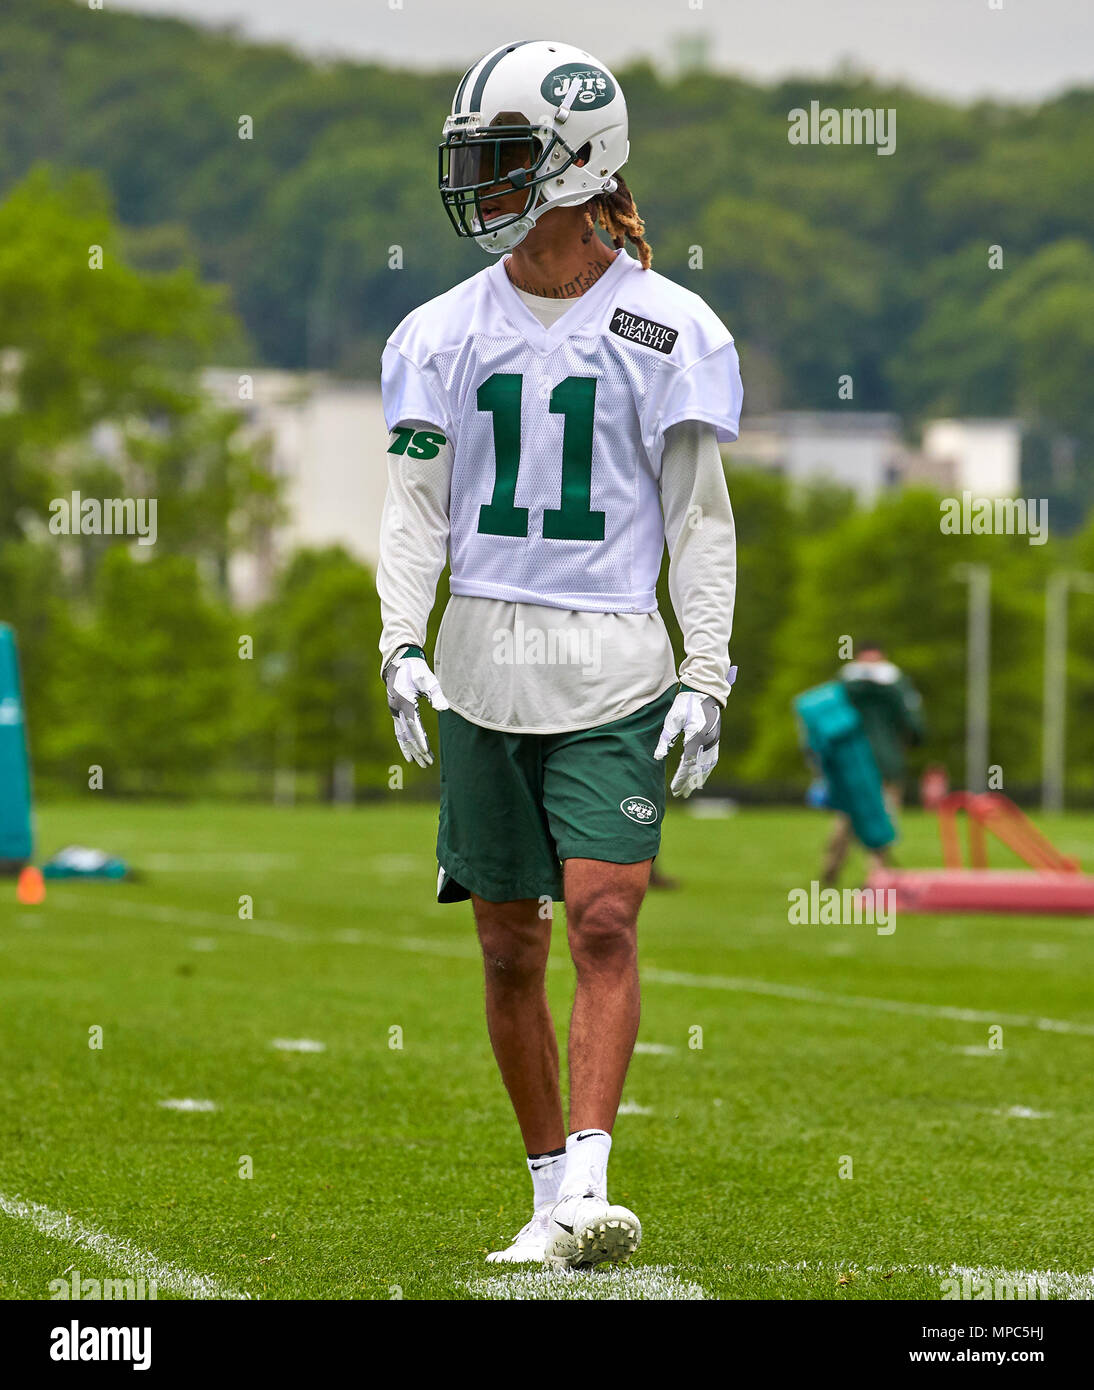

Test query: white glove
[382,646,449,767]
[654,683,729,798]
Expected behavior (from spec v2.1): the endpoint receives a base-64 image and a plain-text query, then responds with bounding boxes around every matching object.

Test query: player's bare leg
[821,811,853,886]
[543,857,648,1269]
[473,893,570,1263]
[472,894,564,1154]
[563,857,648,1133]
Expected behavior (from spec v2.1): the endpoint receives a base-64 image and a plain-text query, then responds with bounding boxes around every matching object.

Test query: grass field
[1,799,1092,1302]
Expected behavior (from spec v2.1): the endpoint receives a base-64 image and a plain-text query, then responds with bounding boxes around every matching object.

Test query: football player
[820,639,926,886]
[378,39,742,1269]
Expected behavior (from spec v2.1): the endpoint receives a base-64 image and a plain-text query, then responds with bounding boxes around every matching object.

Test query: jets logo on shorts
[620,796,658,825]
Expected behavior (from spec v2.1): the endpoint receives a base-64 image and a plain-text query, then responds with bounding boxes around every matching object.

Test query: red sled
[867,792,1094,915]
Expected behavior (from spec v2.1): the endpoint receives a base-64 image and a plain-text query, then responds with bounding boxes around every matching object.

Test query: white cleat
[544,1192,642,1270]
[486,1206,553,1264]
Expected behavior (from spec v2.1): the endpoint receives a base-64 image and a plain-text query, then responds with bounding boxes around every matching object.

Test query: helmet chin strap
[480,214,535,254]
[478,169,618,254]
[552,78,584,124]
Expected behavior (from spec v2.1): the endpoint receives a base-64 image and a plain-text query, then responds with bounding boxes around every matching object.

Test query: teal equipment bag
[793,680,895,851]
[0,624,34,870]
[42,847,130,881]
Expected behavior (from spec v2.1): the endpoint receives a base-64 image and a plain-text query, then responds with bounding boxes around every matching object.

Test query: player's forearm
[377,429,452,673]
[378,556,444,672]
[661,421,737,705]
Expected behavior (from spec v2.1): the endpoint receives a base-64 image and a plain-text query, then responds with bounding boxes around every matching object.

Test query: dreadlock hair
[580,171,652,269]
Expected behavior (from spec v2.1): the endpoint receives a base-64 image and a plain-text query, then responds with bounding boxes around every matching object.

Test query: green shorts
[436,686,676,904]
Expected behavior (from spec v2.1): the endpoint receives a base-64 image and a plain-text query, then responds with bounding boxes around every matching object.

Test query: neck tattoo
[508,256,614,300]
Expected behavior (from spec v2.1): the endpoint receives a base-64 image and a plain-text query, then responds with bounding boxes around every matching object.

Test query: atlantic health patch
[608,307,679,355]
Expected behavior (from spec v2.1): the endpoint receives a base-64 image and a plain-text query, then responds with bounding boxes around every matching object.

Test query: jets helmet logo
[540,64,616,110]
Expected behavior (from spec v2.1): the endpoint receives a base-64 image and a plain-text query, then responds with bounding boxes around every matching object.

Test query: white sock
[526,1148,566,1210]
[559,1128,611,1200]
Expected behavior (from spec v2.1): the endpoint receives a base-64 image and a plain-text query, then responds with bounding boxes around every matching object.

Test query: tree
[0,164,276,792]
[256,549,391,799]
[0,165,243,544]
[74,549,239,795]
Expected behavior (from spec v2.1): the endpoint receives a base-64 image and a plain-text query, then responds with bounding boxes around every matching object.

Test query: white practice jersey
[380,247,743,614]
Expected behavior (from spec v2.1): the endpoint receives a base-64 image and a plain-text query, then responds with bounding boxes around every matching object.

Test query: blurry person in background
[821,640,925,886]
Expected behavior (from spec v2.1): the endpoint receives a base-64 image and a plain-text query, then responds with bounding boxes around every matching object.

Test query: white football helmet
[439,39,630,254]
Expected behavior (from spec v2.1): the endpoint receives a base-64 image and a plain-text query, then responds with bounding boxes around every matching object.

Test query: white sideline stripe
[617,1101,654,1115]
[53,897,1094,1037]
[270,1038,326,1053]
[641,967,1094,1037]
[158,1098,217,1112]
[634,1042,676,1055]
[54,896,482,956]
[54,897,315,944]
[739,1259,1094,1300]
[0,1192,249,1300]
[466,1264,705,1301]
[992,1105,1053,1119]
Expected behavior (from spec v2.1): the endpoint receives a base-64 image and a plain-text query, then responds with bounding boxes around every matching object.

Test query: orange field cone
[16,865,45,905]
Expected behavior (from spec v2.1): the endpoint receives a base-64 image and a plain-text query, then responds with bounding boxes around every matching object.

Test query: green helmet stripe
[453,61,476,115]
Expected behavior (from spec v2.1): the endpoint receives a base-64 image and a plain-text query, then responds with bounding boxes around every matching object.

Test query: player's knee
[475,911,548,986]
[567,896,636,969]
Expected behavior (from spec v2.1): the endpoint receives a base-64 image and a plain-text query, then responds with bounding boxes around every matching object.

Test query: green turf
[1,800,1092,1301]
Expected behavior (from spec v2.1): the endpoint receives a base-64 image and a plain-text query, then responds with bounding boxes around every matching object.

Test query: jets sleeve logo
[609,308,679,355]
[388,426,448,459]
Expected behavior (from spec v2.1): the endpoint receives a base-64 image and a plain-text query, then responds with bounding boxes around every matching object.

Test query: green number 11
[475,372,605,542]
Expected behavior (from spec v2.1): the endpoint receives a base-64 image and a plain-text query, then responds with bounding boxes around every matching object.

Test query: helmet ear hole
[576,141,592,166]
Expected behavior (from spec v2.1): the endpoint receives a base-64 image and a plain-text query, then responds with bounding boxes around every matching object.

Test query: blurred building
[203,368,388,606]
[920,418,1024,496]
[733,412,909,503]
[733,411,1026,503]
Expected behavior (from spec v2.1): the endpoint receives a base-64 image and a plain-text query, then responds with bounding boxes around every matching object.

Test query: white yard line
[739,1259,1094,1300]
[641,966,1094,1037]
[50,896,1094,1037]
[466,1264,705,1300]
[0,1192,249,1300]
[53,896,313,944]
